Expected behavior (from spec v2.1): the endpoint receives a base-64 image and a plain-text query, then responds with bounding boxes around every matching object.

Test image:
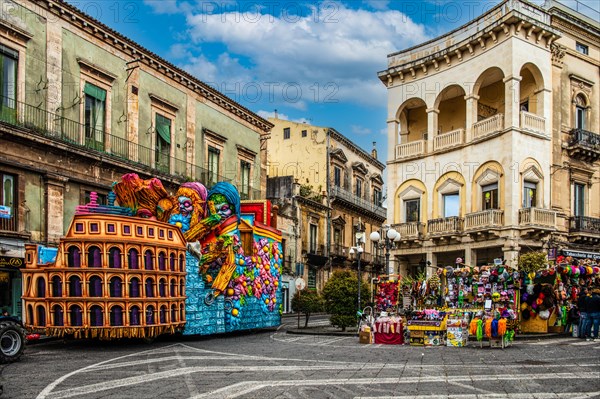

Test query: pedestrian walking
[585,288,600,341]
[577,288,590,339]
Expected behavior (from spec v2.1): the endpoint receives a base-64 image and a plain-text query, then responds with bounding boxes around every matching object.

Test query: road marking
[317,336,352,345]
[355,393,600,399]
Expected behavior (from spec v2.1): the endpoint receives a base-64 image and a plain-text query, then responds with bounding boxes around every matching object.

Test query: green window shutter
[83,82,106,102]
[155,114,171,144]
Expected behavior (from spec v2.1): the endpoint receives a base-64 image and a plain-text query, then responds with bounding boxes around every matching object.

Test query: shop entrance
[0,268,22,318]
[475,247,504,266]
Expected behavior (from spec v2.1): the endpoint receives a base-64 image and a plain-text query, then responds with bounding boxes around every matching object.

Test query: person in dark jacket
[585,288,600,341]
[578,288,590,339]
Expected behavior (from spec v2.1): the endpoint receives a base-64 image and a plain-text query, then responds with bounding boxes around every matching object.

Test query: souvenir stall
[363,276,404,344]
[406,309,447,346]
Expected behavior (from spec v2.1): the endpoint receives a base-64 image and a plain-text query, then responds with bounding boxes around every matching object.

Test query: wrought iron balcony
[331,244,349,258]
[570,216,600,244]
[329,186,386,220]
[567,128,600,162]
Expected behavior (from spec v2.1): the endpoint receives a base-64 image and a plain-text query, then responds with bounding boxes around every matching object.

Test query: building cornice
[328,128,385,171]
[41,0,273,133]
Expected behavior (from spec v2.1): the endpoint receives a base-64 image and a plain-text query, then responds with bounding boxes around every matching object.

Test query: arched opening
[129,306,141,326]
[473,67,505,138]
[51,276,62,297]
[36,305,46,326]
[90,305,103,326]
[179,254,185,272]
[27,305,34,326]
[170,253,176,271]
[110,306,123,326]
[145,278,155,298]
[68,275,82,297]
[158,278,167,297]
[158,251,166,271]
[129,277,140,298]
[69,305,83,326]
[146,305,155,325]
[67,246,81,267]
[179,279,185,298]
[108,247,122,268]
[435,85,466,150]
[127,248,139,269]
[89,276,103,297]
[144,250,153,270]
[171,304,177,322]
[52,304,64,326]
[36,277,46,298]
[179,304,185,322]
[159,305,167,324]
[109,276,123,297]
[519,63,545,134]
[170,279,177,297]
[395,98,427,146]
[88,246,102,268]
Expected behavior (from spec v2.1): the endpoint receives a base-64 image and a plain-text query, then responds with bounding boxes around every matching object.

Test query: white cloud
[362,0,391,11]
[351,125,373,136]
[257,110,308,123]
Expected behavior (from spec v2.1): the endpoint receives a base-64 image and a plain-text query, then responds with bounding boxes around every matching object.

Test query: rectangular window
[84,82,106,151]
[482,183,499,210]
[576,42,588,55]
[333,166,341,187]
[574,183,585,217]
[283,127,290,139]
[576,106,586,130]
[0,172,16,232]
[523,181,537,208]
[207,146,220,187]
[373,188,382,206]
[301,129,307,137]
[355,178,362,198]
[405,199,420,222]
[155,113,171,173]
[309,224,317,253]
[240,160,251,200]
[0,46,17,124]
[443,193,460,217]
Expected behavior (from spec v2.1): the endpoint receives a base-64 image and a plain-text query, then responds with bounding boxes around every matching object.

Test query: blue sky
[69,0,599,165]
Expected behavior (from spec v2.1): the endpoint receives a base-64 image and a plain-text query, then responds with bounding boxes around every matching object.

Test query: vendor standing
[578,288,590,339]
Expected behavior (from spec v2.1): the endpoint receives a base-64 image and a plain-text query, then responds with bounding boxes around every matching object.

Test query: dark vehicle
[0,316,25,364]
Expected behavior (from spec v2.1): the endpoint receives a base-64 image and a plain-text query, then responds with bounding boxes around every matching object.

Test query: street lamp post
[370,225,401,276]
[349,244,364,317]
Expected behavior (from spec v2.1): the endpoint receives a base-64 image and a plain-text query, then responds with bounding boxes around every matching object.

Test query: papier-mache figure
[167,182,208,233]
[184,182,241,302]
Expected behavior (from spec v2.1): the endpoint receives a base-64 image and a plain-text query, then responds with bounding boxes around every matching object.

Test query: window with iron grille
[0,45,17,124]
[0,172,16,231]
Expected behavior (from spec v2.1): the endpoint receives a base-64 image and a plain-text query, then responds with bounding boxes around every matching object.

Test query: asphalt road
[1,315,599,399]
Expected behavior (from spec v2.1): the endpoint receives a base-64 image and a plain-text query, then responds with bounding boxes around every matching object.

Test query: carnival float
[19,173,283,340]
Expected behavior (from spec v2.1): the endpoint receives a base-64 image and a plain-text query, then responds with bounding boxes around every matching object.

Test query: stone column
[464,94,479,142]
[426,108,439,153]
[44,174,68,245]
[503,75,522,130]
[426,252,437,278]
[464,247,477,267]
[387,119,399,161]
[46,19,63,119]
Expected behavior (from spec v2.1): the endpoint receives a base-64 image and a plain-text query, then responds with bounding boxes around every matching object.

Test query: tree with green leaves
[322,270,369,331]
[291,289,324,328]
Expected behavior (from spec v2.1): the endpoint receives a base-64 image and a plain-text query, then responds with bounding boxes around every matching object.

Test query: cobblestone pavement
[1,316,599,399]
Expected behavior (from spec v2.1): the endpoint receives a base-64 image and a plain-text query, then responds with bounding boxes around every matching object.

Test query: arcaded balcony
[465,209,504,230]
[473,114,504,139]
[518,208,556,229]
[395,140,425,159]
[520,111,546,135]
[427,216,463,236]
[434,128,465,151]
[392,222,424,241]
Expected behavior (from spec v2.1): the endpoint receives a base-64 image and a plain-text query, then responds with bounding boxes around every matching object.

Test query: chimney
[274,109,278,119]
[292,178,300,196]
[371,141,377,159]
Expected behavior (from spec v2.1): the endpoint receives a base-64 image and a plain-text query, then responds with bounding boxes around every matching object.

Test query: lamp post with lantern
[349,243,364,317]
[369,225,401,276]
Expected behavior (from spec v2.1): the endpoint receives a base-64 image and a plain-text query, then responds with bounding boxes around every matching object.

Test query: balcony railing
[330,186,386,219]
[428,216,463,235]
[570,216,600,235]
[0,96,236,187]
[465,209,504,230]
[392,222,424,239]
[473,113,504,139]
[518,207,556,228]
[0,215,17,232]
[331,244,349,257]
[395,140,425,159]
[434,128,464,151]
[304,244,326,256]
[567,128,600,162]
[520,111,546,135]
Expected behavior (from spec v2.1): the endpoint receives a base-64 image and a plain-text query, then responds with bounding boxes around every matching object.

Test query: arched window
[52,305,64,326]
[69,305,82,326]
[144,250,153,270]
[145,278,154,298]
[108,247,122,268]
[146,305,155,325]
[68,246,81,268]
[129,306,140,326]
[170,253,176,271]
[159,305,167,324]
[170,279,177,297]
[90,305,103,326]
[109,277,122,297]
[158,251,166,271]
[68,276,82,297]
[51,276,62,297]
[89,276,103,297]
[36,277,46,298]
[171,304,177,323]
[88,246,102,268]
[129,277,140,298]
[179,304,185,322]
[158,279,167,297]
[110,306,123,326]
[179,254,185,272]
[575,94,588,130]
[36,305,46,326]
[179,279,185,298]
[128,248,139,269]
[27,305,33,326]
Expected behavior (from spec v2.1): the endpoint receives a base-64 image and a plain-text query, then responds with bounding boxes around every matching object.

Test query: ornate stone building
[378,0,599,276]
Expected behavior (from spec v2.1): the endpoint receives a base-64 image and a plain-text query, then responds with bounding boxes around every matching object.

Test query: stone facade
[378,0,600,276]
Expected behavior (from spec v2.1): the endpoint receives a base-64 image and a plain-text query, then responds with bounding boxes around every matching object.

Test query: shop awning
[561,249,600,260]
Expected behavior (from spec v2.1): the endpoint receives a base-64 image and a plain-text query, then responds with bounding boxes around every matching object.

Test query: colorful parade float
[19,174,282,340]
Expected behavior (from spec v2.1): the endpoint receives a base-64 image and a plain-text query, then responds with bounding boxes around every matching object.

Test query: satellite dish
[295,277,306,290]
